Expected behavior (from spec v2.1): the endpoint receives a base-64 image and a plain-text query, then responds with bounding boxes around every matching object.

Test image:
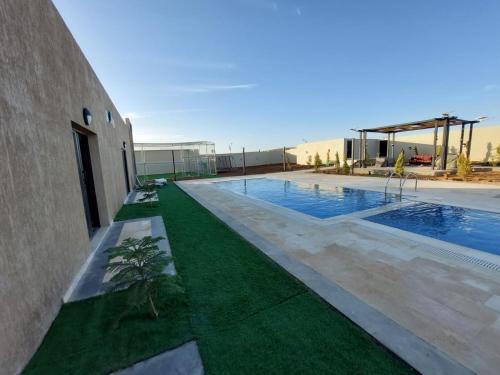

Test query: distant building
[0,1,135,373]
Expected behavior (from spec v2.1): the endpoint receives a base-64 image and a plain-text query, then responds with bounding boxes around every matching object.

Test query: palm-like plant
[104,236,181,319]
[137,183,157,207]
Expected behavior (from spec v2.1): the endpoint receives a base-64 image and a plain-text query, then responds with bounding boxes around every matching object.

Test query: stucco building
[0,1,136,373]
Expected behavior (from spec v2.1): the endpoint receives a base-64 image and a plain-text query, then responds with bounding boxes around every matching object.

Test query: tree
[314,152,322,171]
[306,155,312,166]
[335,151,341,173]
[395,149,405,175]
[457,153,472,178]
[342,157,350,175]
[326,150,331,167]
[104,236,182,320]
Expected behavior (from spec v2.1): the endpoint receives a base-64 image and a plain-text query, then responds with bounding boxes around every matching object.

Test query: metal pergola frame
[357,115,479,170]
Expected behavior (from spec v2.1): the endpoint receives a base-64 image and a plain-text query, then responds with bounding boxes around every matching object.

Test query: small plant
[105,236,182,320]
[364,150,370,166]
[138,183,157,207]
[314,152,322,171]
[457,153,472,178]
[493,144,500,166]
[395,149,405,175]
[436,145,443,157]
[335,151,341,173]
[342,157,350,174]
[325,150,331,167]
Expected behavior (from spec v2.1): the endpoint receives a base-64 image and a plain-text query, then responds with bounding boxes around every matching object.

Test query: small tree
[314,152,322,171]
[138,183,157,207]
[395,149,405,175]
[326,150,331,167]
[436,145,443,157]
[493,144,500,166]
[457,153,472,178]
[306,155,312,166]
[105,236,182,320]
[342,158,350,174]
[335,151,341,173]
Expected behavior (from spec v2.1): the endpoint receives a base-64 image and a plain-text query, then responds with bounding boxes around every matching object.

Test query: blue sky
[53,0,500,152]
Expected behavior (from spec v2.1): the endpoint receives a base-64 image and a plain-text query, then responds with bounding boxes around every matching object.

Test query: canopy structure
[357,115,480,170]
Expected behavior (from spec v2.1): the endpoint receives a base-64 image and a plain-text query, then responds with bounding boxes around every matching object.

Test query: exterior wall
[288,138,346,165]
[288,137,441,165]
[396,125,500,162]
[0,1,135,373]
[217,149,292,168]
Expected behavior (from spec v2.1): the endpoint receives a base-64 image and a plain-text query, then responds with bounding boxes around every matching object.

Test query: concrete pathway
[68,216,174,302]
[112,341,203,375]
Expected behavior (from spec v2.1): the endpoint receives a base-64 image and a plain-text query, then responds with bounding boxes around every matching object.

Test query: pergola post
[358,131,362,166]
[459,123,465,155]
[439,116,450,170]
[391,132,395,164]
[431,120,438,170]
[350,138,355,175]
[363,131,368,168]
[467,122,474,159]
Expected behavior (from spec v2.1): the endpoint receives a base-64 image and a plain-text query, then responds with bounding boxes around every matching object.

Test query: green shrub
[457,153,472,178]
[342,158,350,174]
[436,145,443,157]
[314,152,322,171]
[325,150,331,167]
[395,150,405,175]
[335,151,341,172]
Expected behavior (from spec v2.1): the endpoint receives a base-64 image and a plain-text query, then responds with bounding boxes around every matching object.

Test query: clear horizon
[53,0,500,152]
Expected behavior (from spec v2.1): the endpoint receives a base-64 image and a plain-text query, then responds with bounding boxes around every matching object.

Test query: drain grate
[431,247,500,272]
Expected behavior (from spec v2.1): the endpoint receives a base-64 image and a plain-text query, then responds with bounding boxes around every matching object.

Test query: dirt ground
[321,168,500,185]
[217,163,313,177]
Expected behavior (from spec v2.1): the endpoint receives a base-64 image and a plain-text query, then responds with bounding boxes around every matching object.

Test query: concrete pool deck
[178,171,500,375]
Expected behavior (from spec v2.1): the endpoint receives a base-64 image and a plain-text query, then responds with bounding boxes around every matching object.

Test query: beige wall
[288,138,346,165]
[397,125,500,162]
[217,149,292,168]
[0,1,135,373]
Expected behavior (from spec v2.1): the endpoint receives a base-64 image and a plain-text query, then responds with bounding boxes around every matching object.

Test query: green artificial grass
[114,185,414,374]
[24,288,193,375]
[137,172,213,183]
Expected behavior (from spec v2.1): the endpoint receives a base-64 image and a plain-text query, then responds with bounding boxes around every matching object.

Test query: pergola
[357,115,479,170]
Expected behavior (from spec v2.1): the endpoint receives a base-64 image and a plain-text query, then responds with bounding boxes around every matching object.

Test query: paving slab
[111,341,203,375]
[69,216,174,302]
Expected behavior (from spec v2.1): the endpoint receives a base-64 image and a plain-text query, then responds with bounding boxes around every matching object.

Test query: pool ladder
[384,172,418,197]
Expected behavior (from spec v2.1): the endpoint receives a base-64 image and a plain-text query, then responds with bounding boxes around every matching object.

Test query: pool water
[365,202,500,255]
[214,178,396,219]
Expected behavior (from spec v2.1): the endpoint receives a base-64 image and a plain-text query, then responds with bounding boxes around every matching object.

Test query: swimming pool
[214,178,397,219]
[365,202,500,255]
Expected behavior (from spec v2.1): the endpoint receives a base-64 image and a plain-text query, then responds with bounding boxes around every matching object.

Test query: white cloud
[483,84,499,92]
[295,7,302,16]
[172,83,258,94]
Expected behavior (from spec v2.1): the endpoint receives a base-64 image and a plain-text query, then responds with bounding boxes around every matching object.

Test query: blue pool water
[365,202,500,255]
[214,178,396,219]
